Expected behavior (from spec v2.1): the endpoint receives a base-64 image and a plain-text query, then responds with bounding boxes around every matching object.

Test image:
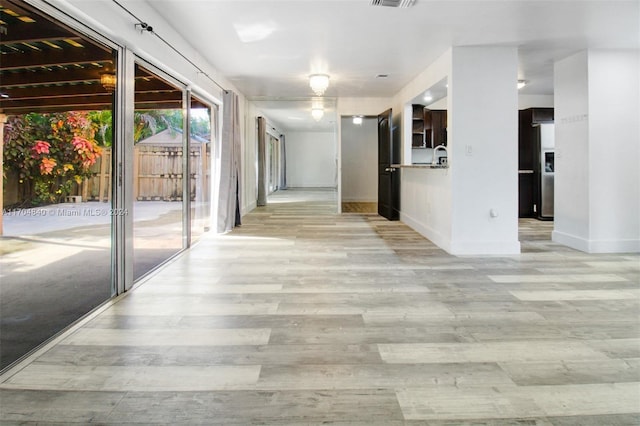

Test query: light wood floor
[1,188,639,425]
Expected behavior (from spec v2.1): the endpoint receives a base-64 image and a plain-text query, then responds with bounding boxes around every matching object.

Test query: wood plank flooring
[1,188,639,425]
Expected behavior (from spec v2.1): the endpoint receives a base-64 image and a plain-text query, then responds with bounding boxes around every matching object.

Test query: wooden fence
[80,145,210,202]
[3,144,210,206]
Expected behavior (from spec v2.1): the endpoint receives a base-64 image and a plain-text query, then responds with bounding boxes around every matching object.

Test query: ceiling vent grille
[370,0,415,8]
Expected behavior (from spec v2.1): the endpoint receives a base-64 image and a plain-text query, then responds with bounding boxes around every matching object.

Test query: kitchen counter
[390,163,449,169]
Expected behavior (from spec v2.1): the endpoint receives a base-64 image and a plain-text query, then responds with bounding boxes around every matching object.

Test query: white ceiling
[146,0,639,131]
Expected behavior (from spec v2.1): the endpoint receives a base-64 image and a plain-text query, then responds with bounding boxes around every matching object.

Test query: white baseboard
[553,230,640,253]
[400,211,451,253]
[401,211,521,255]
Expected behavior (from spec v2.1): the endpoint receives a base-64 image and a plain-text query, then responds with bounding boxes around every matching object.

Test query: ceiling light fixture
[517,80,527,90]
[353,116,363,125]
[309,74,330,96]
[423,94,433,102]
[370,0,415,8]
[100,73,117,91]
[311,107,324,122]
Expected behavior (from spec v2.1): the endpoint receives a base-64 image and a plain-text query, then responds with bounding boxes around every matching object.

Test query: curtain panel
[279,133,287,190]
[257,116,267,206]
[217,90,242,232]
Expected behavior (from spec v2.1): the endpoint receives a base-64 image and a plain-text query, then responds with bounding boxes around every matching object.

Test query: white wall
[341,117,377,202]
[588,50,639,251]
[553,51,591,246]
[554,49,640,252]
[449,47,520,254]
[286,131,337,188]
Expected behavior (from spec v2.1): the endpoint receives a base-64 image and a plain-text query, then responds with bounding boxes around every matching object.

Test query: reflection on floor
[1,188,638,424]
[0,201,184,370]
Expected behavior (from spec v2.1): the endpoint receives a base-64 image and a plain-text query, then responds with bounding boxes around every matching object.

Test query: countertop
[390,163,449,169]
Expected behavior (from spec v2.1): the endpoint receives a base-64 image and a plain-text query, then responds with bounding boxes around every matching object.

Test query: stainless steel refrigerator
[534,123,555,219]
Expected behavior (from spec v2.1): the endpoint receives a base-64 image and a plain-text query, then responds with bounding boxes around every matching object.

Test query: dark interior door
[378,108,400,220]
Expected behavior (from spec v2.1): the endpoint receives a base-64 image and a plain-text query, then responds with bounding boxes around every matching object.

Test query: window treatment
[257,116,267,206]
[217,90,242,232]
[279,133,287,190]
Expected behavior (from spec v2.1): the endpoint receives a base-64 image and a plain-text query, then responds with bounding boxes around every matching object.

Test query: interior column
[553,50,640,253]
[448,46,520,255]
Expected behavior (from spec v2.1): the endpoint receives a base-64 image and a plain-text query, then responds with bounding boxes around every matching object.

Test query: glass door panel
[0,0,116,370]
[132,64,185,279]
[189,96,212,241]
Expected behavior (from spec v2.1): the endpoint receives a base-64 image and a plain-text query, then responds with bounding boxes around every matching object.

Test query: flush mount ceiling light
[311,107,324,122]
[423,94,433,102]
[353,116,363,125]
[370,0,415,8]
[309,74,330,96]
[518,80,527,90]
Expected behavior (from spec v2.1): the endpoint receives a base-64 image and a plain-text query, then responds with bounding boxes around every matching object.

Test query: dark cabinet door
[518,172,536,217]
[431,109,447,146]
[423,108,433,148]
[378,108,400,220]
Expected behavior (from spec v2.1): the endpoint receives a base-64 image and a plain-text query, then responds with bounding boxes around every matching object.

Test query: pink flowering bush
[3,112,103,206]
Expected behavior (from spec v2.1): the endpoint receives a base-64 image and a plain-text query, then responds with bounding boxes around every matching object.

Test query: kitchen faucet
[432,144,448,166]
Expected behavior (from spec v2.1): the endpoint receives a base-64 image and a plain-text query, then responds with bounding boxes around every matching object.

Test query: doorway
[340,116,378,213]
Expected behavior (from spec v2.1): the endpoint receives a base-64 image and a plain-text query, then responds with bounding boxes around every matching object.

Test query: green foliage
[134,109,183,142]
[3,112,102,206]
[3,107,203,207]
[190,115,211,140]
[88,110,114,146]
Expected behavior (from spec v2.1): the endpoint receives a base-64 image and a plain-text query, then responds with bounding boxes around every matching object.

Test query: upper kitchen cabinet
[411,104,427,148]
[429,109,447,147]
[411,106,447,149]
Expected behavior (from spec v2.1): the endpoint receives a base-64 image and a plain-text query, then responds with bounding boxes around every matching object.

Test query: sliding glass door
[0,1,219,372]
[189,96,213,241]
[0,0,117,369]
[132,64,186,279]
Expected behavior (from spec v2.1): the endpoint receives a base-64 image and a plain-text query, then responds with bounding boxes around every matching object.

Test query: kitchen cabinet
[430,109,447,147]
[411,106,447,149]
[411,104,426,148]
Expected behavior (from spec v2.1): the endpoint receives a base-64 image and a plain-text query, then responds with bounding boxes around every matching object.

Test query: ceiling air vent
[370,0,415,8]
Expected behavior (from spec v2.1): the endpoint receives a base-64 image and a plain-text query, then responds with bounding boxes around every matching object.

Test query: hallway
[1,189,638,424]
